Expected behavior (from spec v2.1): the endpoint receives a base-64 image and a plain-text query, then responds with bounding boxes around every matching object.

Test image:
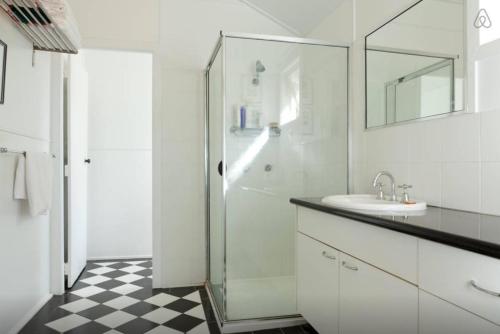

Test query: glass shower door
[223,37,348,320]
[207,45,225,316]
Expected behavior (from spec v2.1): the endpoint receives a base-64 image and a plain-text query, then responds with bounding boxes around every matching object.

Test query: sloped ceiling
[240,0,346,35]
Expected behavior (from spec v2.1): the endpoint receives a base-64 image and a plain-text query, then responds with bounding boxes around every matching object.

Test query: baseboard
[9,293,53,334]
[87,255,152,261]
[221,317,306,333]
[163,282,205,289]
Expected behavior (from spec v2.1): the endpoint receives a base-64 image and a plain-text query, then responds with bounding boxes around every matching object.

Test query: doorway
[64,49,153,288]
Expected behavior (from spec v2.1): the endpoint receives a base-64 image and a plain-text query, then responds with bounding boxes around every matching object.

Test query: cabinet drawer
[419,290,500,334]
[419,239,500,325]
[297,207,418,283]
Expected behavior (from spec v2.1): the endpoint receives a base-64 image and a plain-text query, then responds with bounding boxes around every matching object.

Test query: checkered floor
[20,259,317,334]
[20,259,217,333]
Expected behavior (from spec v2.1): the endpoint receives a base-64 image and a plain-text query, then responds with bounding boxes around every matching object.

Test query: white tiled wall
[310,0,500,216]
[357,113,483,211]
[161,68,206,287]
[357,108,500,215]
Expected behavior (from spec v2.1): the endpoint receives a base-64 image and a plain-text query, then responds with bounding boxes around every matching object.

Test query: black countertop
[291,197,500,260]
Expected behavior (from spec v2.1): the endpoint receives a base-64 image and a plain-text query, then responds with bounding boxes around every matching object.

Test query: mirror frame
[0,39,6,105]
[364,0,468,130]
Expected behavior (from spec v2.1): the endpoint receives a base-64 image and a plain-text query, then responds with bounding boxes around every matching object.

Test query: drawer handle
[471,280,500,297]
[342,261,359,271]
[322,251,336,261]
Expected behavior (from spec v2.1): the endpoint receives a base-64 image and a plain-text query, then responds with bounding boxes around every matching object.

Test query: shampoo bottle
[240,105,247,129]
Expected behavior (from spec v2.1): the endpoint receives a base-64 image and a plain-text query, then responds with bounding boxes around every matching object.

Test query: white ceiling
[240,0,346,36]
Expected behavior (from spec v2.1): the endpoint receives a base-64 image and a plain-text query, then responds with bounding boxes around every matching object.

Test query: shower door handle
[218,161,223,176]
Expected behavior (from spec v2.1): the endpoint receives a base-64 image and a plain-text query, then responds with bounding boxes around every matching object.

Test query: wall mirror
[0,40,6,104]
[365,0,465,129]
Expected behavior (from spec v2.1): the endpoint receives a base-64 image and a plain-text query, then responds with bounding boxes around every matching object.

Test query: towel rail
[0,146,56,158]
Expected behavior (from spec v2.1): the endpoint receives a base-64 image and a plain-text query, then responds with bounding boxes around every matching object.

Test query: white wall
[310,0,500,215]
[66,0,160,51]
[308,0,354,45]
[84,49,153,260]
[0,11,53,334]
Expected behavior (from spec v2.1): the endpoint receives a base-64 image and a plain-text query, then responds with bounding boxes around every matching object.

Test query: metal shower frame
[204,31,350,330]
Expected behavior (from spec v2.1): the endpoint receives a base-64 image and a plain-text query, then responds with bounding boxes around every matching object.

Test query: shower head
[253,60,266,86]
[256,60,266,73]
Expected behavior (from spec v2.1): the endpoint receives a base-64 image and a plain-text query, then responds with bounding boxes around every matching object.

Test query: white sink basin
[321,194,427,213]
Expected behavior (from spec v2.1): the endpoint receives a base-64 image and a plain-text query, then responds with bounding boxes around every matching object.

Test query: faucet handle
[398,184,413,203]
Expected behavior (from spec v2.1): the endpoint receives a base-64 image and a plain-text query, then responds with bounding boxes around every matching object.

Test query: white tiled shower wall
[310,0,500,215]
[223,39,348,280]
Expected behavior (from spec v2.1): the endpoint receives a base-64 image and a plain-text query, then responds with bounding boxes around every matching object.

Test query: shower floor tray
[225,275,297,320]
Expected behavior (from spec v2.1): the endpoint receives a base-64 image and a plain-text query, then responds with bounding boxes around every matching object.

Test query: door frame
[49,47,163,293]
[49,53,65,295]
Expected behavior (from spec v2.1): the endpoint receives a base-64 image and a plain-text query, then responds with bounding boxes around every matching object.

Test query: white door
[297,233,339,334]
[419,290,500,334]
[339,253,418,334]
[66,54,89,288]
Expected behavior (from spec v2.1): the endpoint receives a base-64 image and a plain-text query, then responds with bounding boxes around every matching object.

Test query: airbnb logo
[474,8,492,28]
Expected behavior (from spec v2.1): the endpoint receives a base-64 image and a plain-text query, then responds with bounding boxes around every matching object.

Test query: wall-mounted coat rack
[0,0,81,54]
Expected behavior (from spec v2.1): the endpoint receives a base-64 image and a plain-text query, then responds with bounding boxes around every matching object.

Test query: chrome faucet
[372,171,397,202]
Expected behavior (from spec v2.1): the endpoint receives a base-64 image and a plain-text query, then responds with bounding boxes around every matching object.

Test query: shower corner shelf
[230,126,281,137]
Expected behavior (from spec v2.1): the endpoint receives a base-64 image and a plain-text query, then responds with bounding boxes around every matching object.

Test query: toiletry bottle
[240,105,247,129]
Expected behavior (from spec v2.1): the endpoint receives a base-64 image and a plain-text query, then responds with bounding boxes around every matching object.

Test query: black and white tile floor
[20,259,317,334]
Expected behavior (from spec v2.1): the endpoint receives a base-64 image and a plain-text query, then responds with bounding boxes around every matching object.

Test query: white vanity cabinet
[297,231,418,334]
[295,206,500,334]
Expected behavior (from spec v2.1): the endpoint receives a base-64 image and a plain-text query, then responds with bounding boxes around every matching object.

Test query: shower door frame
[204,31,350,328]
[205,33,226,322]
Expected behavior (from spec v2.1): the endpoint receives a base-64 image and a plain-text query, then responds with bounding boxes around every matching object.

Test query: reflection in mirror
[365,0,464,128]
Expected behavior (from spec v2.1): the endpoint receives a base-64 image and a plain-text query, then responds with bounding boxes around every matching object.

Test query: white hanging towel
[13,155,27,200]
[25,152,53,216]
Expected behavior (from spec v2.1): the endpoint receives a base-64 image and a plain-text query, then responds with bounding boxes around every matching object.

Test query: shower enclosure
[205,32,349,329]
